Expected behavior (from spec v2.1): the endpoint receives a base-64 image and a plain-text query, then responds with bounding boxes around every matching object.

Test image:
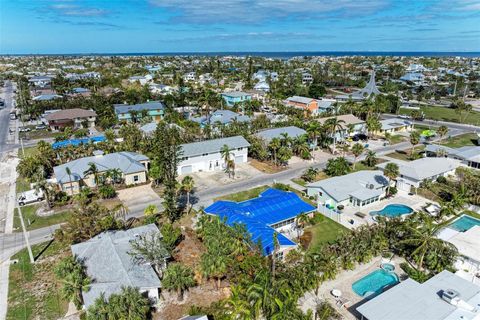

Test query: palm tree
[162,263,196,301]
[437,125,448,139]
[325,117,345,154]
[220,144,233,175]
[364,150,378,167]
[106,286,151,319]
[54,256,91,310]
[400,215,457,271]
[307,121,322,150]
[296,212,310,240]
[384,162,399,196]
[271,232,280,279]
[223,286,252,319]
[65,166,74,196]
[143,204,157,216]
[181,175,195,208]
[83,162,100,188]
[201,251,228,290]
[107,168,122,186]
[35,178,52,209]
[409,130,421,157]
[351,143,364,169]
[269,138,281,166]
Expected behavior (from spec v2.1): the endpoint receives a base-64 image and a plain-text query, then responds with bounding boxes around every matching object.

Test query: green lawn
[387,135,406,144]
[215,185,269,202]
[14,205,70,231]
[292,171,328,187]
[385,145,425,161]
[303,214,348,251]
[16,176,31,193]
[7,240,69,320]
[399,106,480,126]
[464,210,480,220]
[439,133,479,148]
[18,146,38,159]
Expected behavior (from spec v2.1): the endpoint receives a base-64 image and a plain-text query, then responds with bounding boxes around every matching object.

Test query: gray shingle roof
[286,96,315,104]
[307,170,388,202]
[357,270,480,320]
[257,126,306,143]
[71,224,164,307]
[380,118,412,131]
[53,151,148,184]
[45,108,96,121]
[180,136,250,158]
[378,158,461,181]
[114,101,164,114]
[426,144,480,162]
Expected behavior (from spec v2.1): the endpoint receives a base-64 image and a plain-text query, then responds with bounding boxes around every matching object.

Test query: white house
[317,114,366,141]
[377,118,413,135]
[425,144,480,170]
[378,158,461,192]
[307,170,389,210]
[183,72,196,81]
[178,136,250,175]
[254,81,270,92]
[128,74,153,85]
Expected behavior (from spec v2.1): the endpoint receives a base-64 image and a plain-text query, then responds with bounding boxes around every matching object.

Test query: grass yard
[464,210,480,220]
[387,135,406,144]
[301,214,348,252]
[18,146,38,159]
[214,185,268,202]
[7,240,70,320]
[292,171,328,187]
[399,106,480,126]
[439,133,479,148]
[16,176,31,193]
[249,159,286,174]
[385,145,425,161]
[14,205,70,231]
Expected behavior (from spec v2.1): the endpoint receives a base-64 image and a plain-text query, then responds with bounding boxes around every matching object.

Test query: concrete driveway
[117,183,163,216]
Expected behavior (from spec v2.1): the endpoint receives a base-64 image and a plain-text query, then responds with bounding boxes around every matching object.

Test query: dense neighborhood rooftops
[180,136,250,158]
[307,170,388,202]
[71,224,165,307]
[53,151,148,183]
[378,158,461,181]
[113,101,165,114]
[45,108,96,121]
[286,96,316,104]
[257,126,306,143]
[357,270,480,320]
[205,188,315,255]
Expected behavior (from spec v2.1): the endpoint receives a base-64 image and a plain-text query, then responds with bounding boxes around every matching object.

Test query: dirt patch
[249,159,286,174]
[299,230,313,249]
[172,227,205,270]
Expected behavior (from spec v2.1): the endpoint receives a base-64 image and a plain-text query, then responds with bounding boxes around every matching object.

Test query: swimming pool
[352,269,399,297]
[370,204,413,218]
[449,215,480,232]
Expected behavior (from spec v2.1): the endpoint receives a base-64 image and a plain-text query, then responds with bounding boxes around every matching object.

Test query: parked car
[18,127,31,132]
[35,124,48,130]
[352,133,368,141]
[18,189,44,206]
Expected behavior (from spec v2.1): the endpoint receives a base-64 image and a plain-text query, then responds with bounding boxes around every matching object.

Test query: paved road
[382,113,480,132]
[0,81,14,155]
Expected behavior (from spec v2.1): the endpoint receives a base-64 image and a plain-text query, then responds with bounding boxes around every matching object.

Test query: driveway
[117,184,163,217]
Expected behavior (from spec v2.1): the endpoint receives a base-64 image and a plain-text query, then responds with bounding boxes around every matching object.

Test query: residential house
[32,94,62,101]
[71,224,167,308]
[356,270,480,320]
[378,158,461,192]
[178,136,250,175]
[53,151,149,194]
[190,110,250,128]
[425,144,480,170]
[254,81,270,92]
[400,72,426,86]
[128,74,153,85]
[317,98,336,113]
[28,75,52,88]
[114,101,165,123]
[256,126,306,144]
[149,83,175,95]
[221,91,252,107]
[65,72,101,81]
[376,118,413,135]
[45,108,96,131]
[406,63,428,73]
[205,188,316,259]
[317,114,366,141]
[183,72,196,81]
[285,96,319,114]
[307,170,389,210]
[302,72,314,85]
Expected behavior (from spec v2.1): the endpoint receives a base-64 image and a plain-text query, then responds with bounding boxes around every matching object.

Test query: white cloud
[49,1,109,17]
[149,0,389,23]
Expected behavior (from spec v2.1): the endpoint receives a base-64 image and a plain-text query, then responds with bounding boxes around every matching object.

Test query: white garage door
[396,179,410,192]
[181,165,193,174]
[235,155,244,163]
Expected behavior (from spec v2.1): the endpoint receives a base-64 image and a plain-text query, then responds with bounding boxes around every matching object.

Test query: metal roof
[191,110,251,125]
[53,151,148,183]
[378,158,461,181]
[180,136,250,158]
[113,101,164,114]
[205,188,315,255]
[221,91,251,98]
[286,96,315,104]
[71,224,165,307]
[307,170,388,202]
[357,270,480,320]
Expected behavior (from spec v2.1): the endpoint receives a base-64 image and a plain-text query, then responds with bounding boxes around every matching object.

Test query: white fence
[317,204,342,223]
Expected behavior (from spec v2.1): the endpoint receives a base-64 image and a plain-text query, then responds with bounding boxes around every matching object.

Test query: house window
[134,175,139,182]
[202,153,208,156]
[237,147,243,151]
[275,252,284,260]
[181,157,189,161]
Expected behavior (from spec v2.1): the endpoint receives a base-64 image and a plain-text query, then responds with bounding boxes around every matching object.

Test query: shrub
[388,186,398,196]
[436,176,447,184]
[98,185,116,199]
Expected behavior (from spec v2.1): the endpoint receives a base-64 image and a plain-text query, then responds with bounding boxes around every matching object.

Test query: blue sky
[1,0,479,54]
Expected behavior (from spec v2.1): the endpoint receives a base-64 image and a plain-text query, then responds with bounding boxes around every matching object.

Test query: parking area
[116,183,162,214]
[183,162,263,192]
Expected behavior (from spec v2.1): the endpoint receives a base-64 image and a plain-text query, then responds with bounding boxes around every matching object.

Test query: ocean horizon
[2,51,480,58]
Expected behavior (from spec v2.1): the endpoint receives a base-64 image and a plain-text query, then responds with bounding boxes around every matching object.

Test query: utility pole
[17,205,34,263]
[20,137,25,157]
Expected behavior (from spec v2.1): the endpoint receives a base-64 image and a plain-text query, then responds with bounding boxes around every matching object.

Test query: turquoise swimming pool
[449,215,480,232]
[370,204,413,218]
[352,269,399,297]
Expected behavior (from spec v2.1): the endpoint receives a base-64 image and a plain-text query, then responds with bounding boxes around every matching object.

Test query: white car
[18,189,44,206]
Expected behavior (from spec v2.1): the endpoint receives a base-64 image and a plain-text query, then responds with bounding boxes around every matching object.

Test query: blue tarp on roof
[52,136,105,149]
[205,188,316,256]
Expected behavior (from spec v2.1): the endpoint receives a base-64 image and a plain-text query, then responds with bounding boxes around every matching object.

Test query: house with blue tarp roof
[205,188,316,258]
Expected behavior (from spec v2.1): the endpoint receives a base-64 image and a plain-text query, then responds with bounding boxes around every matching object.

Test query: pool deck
[335,191,434,230]
[298,256,407,319]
